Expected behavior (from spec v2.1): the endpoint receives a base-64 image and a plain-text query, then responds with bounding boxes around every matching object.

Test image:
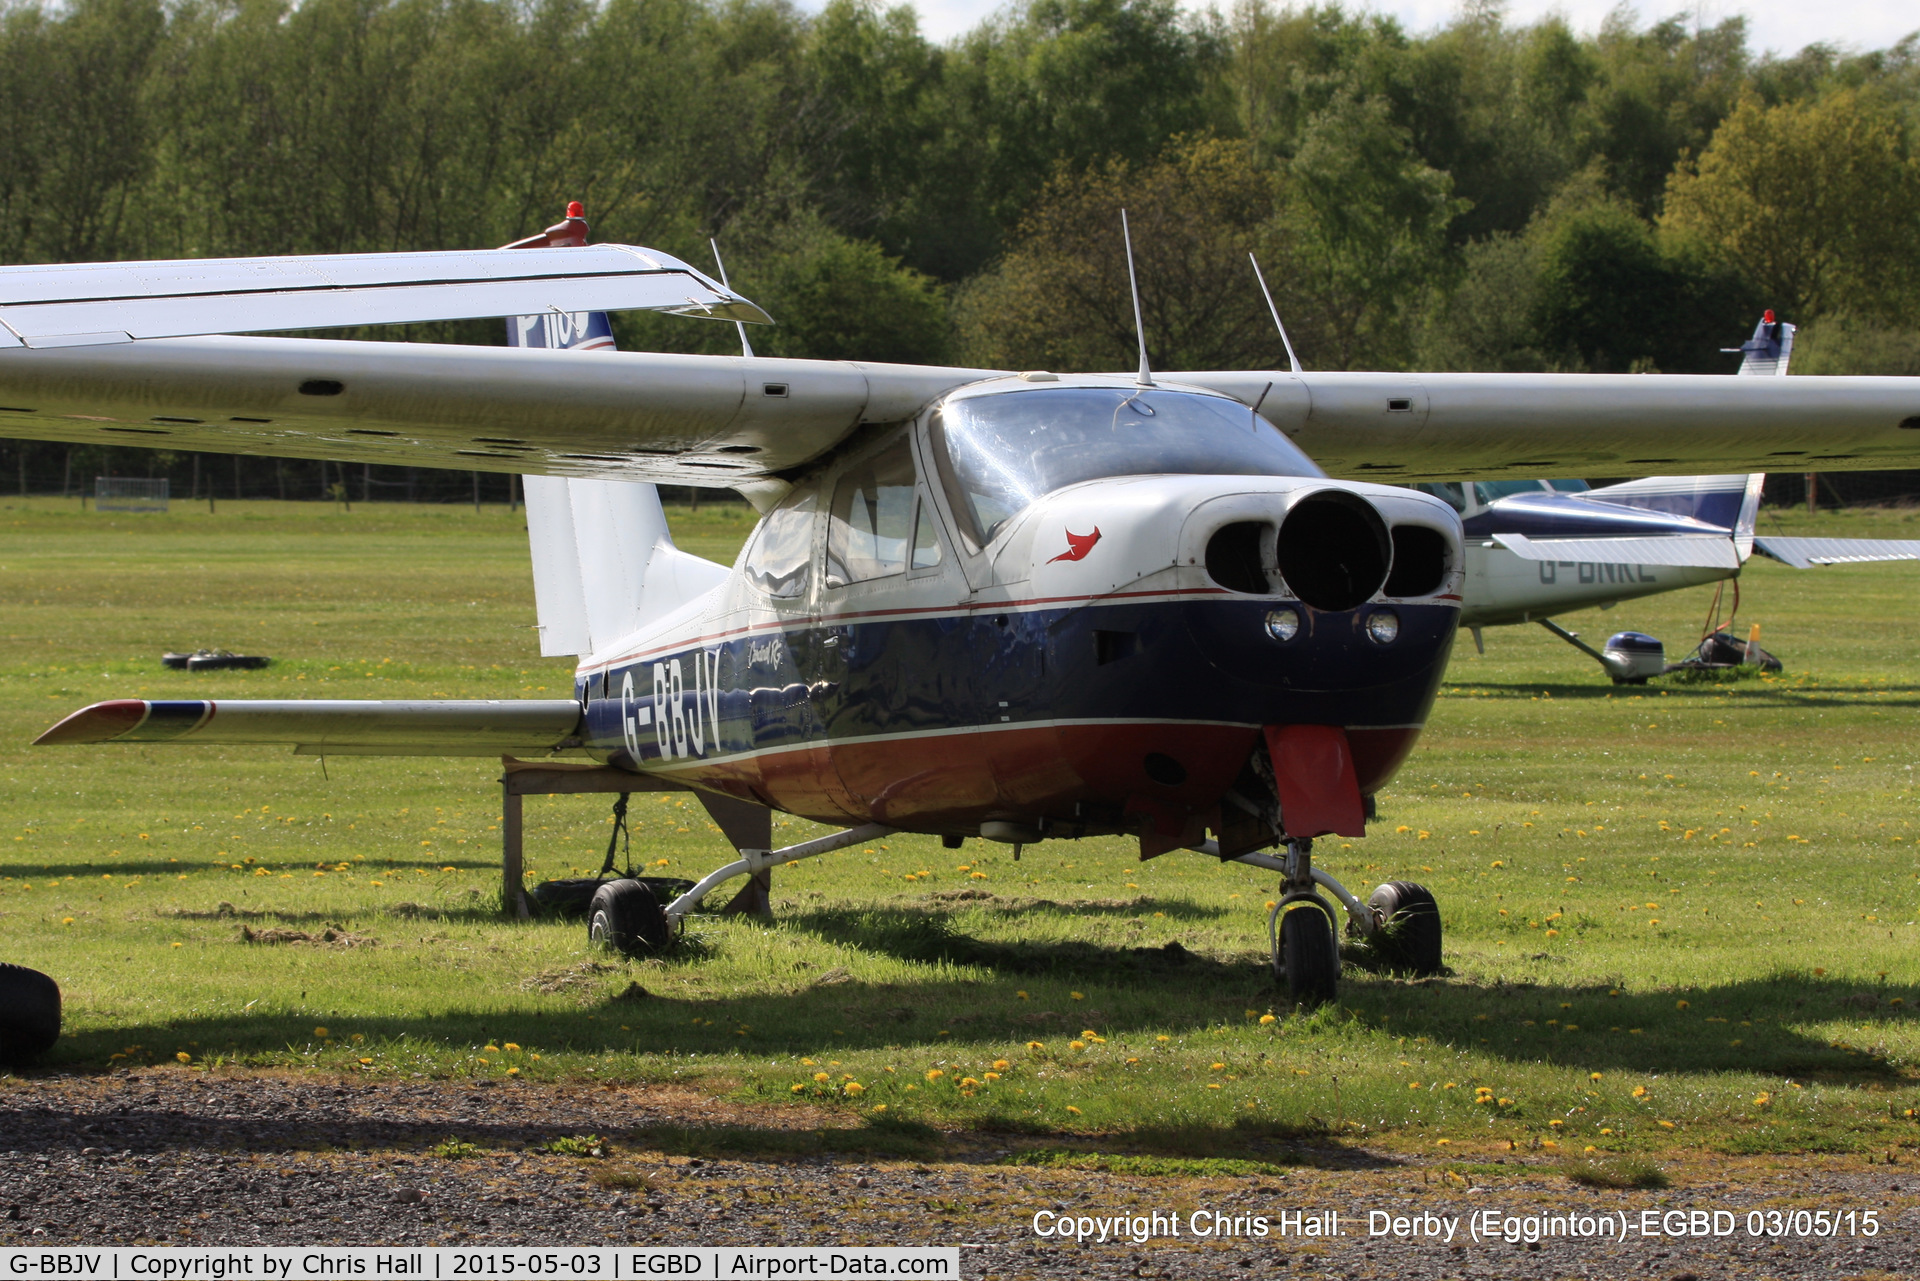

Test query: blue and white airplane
[1415,313,1920,681]
[9,209,1920,1012]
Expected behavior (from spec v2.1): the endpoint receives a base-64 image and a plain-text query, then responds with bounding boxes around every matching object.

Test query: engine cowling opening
[1204,521,1272,594]
[1385,524,1450,597]
[1276,491,1391,612]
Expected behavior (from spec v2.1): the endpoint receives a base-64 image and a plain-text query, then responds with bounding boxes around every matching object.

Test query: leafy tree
[1662,89,1920,325]
[952,136,1297,373]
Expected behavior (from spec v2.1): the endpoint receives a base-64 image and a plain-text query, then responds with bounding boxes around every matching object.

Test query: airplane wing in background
[1751,537,1920,568]
[34,699,584,757]
[0,244,769,348]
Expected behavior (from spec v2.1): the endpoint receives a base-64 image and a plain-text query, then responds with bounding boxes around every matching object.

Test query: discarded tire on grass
[1368,880,1443,976]
[0,963,61,1065]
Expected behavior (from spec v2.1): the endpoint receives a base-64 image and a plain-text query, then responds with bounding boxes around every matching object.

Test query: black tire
[1278,905,1339,1008]
[0,963,61,1066]
[1369,881,1443,976]
[587,880,670,957]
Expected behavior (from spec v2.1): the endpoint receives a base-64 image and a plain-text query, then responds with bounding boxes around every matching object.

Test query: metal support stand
[498,756,772,920]
[1536,618,1628,680]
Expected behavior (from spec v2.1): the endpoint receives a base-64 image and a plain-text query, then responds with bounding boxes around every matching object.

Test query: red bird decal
[1048,526,1102,563]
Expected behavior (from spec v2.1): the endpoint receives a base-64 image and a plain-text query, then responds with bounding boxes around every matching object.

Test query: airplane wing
[1750,537,1920,568]
[1490,532,1742,570]
[0,336,992,487]
[34,699,583,757]
[1178,371,1920,482]
[0,235,1911,486]
[0,244,769,348]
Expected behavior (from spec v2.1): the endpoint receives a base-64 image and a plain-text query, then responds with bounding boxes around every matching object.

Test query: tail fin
[523,476,727,657]
[506,203,726,658]
[1724,309,1795,377]
[1584,474,1757,531]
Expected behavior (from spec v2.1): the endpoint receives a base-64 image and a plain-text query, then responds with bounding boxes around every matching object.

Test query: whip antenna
[709,238,754,358]
[1122,210,1153,388]
[1250,253,1301,374]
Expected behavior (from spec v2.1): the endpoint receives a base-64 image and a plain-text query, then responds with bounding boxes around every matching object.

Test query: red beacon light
[566,200,585,219]
[1763,309,1776,324]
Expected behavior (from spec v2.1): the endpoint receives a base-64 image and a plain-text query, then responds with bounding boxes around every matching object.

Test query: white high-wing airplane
[1411,314,1920,681]
[10,208,1920,1015]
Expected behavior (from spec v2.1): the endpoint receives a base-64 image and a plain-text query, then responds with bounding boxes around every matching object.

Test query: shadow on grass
[782,906,1238,977]
[1441,678,1920,709]
[1335,966,1913,1083]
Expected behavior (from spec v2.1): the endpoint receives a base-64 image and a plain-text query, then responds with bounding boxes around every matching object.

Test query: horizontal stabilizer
[35,699,583,756]
[1491,532,1741,569]
[0,245,769,349]
[1751,537,1920,569]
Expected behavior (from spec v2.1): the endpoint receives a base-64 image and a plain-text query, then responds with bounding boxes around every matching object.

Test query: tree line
[3,0,1918,499]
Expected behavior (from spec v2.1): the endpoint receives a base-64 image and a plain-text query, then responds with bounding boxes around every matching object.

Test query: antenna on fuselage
[1249,253,1302,375]
[709,238,754,359]
[1121,209,1153,388]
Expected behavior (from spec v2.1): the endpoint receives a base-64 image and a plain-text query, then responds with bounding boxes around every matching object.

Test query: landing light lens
[1264,608,1301,643]
[1366,610,1400,645]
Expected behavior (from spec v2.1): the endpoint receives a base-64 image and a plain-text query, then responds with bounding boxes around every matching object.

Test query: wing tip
[34,699,148,745]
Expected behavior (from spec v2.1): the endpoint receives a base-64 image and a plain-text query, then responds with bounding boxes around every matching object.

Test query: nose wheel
[1267,839,1343,1007]
[1275,901,1339,1006]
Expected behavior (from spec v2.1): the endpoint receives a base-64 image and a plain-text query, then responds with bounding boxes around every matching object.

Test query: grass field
[3,494,1920,1166]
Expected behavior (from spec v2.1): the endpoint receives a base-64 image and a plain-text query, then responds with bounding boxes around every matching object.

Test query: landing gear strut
[1184,835,1447,1003]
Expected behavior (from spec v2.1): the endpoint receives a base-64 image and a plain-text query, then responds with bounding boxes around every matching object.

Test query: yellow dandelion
[175,1052,191,1064]
[1258,1014,1276,1025]
[843,1082,865,1095]
[1026,1041,1045,1050]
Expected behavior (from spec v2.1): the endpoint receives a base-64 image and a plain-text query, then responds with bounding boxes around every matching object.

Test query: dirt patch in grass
[238,924,375,947]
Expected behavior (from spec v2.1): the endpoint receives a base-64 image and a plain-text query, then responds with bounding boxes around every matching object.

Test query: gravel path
[3,1069,1915,1279]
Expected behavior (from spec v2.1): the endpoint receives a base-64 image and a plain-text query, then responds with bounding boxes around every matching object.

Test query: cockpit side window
[1473,479,1553,504]
[741,479,819,600]
[826,436,917,587]
[1412,482,1466,512]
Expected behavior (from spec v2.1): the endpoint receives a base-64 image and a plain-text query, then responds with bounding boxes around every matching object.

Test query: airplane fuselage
[566,377,1465,852]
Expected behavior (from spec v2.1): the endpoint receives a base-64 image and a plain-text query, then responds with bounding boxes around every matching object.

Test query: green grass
[3,494,1920,1160]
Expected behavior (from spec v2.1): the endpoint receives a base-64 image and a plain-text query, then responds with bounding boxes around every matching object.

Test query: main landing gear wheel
[1276,905,1339,1008]
[1368,881,1443,976]
[0,963,61,1065]
[587,880,671,958]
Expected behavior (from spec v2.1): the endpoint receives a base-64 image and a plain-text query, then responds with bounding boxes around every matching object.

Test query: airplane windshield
[930,386,1323,548]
